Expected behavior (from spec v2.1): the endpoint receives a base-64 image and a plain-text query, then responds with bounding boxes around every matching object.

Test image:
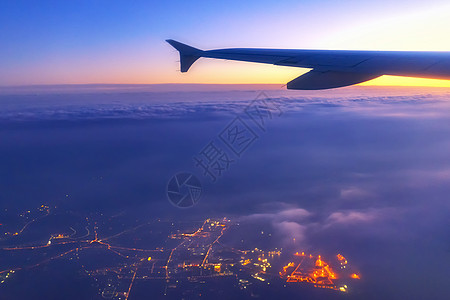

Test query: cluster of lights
[0,270,15,284]
[251,273,266,282]
[2,214,363,298]
[267,250,281,257]
[256,256,271,272]
[337,253,348,269]
[280,252,360,293]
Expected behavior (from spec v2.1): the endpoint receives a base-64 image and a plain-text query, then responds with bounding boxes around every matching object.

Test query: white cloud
[339,187,373,200]
[274,221,307,244]
[325,210,379,226]
[240,203,312,245]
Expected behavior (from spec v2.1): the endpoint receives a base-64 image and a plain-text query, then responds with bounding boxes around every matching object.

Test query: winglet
[166,39,203,72]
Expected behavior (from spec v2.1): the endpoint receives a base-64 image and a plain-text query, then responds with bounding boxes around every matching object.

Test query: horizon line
[2,82,450,88]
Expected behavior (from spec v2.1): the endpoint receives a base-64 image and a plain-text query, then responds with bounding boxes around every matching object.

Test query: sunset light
[1,1,450,87]
[1,1,449,299]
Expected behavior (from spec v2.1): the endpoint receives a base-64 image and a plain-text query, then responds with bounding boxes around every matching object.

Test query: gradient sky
[1,0,450,86]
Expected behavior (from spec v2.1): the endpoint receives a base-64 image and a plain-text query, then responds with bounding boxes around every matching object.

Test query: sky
[1,0,450,86]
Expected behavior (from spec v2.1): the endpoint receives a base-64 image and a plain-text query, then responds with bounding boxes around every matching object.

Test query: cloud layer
[1,85,449,299]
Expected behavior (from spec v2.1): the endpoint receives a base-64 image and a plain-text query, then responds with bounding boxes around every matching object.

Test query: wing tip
[166,39,203,72]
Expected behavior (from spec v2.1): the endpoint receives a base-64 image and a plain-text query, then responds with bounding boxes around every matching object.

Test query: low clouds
[241,204,311,244]
[1,85,449,299]
[339,186,374,200]
[243,206,311,222]
[275,221,307,244]
[325,210,378,225]
[1,85,450,122]
[240,202,392,247]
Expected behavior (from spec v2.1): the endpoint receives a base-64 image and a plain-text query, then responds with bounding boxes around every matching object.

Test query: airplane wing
[166,39,450,90]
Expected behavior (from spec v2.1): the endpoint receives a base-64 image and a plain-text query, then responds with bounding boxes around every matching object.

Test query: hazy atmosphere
[1,85,449,299]
[1,1,449,299]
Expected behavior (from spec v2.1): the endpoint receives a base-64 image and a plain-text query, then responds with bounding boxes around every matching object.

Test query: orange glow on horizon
[160,58,450,87]
[158,70,450,88]
[360,75,450,88]
[176,74,450,88]
[12,59,450,88]
[12,58,450,88]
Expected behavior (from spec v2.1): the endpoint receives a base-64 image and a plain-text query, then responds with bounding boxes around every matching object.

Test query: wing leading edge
[166,39,450,90]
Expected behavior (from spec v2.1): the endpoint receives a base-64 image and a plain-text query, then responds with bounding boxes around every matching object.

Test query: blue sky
[1,0,450,85]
